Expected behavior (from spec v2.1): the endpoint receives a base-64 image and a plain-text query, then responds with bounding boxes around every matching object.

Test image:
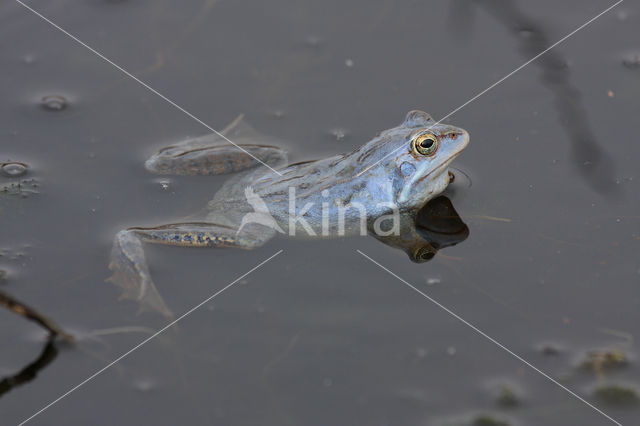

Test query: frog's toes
[107,230,173,318]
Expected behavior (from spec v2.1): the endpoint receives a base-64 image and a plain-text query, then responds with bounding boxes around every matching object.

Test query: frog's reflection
[372,195,469,263]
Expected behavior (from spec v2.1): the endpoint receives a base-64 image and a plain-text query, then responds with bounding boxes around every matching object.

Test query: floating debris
[580,349,628,373]
[1,162,28,177]
[328,128,348,141]
[622,52,640,69]
[345,58,355,68]
[1,178,39,197]
[40,95,68,111]
[495,385,520,408]
[538,342,562,356]
[594,384,639,405]
[471,414,510,426]
[159,179,171,191]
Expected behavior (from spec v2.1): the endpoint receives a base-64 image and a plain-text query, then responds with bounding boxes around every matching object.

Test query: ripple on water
[1,162,28,177]
[40,95,68,111]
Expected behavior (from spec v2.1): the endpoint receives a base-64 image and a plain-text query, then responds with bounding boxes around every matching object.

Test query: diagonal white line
[437,0,623,123]
[18,249,284,426]
[357,249,623,426]
[356,0,623,177]
[15,0,284,176]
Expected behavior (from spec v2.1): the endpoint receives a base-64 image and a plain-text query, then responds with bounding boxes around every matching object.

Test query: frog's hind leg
[145,114,288,175]
[108,222,275,318]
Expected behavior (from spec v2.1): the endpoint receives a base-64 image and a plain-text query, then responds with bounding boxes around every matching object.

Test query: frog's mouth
[415,152,463,186]
[397,153,462,205]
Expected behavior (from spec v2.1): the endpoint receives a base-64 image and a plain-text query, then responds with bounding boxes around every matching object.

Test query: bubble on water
[622,52,640,69]
[1,162,28,177]
[41,95,68,111]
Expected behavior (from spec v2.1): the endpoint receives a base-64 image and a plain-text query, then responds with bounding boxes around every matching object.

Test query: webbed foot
[107,230,174,318]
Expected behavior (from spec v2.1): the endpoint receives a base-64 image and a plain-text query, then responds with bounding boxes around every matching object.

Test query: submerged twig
[0,290,72,340]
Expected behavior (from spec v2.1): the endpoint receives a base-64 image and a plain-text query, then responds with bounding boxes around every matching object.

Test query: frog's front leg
[108,222,275,317]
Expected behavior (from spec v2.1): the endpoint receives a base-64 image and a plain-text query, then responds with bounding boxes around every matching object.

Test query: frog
[108,110,469,316]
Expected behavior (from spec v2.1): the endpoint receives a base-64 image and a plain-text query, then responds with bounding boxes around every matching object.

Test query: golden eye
[412,132,439,156]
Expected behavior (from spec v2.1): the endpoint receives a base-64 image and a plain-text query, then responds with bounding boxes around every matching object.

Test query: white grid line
[18,250,284,426]
[15,0,284,176]
[356,0,623,177]
[357,249,623,426]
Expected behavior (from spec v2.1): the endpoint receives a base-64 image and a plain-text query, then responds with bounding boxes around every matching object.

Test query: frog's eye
[412,132,439,156]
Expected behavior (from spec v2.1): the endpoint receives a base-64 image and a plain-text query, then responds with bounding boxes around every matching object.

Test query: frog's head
[356,110,469,210]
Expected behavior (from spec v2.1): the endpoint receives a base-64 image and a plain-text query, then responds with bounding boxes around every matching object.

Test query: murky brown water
[1,0,639,425]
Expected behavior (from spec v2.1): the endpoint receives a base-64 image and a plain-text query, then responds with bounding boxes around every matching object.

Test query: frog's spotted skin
[109,111,469,316]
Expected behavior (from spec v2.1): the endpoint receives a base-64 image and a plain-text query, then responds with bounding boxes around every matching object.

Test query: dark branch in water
[450,0,619,196]
[0,290,72,340]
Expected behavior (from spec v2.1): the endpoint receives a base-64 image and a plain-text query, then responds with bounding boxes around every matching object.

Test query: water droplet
[622,52,640,69]
[41,95,68,111]
[345,58,354,68]
[1,162,28,177]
